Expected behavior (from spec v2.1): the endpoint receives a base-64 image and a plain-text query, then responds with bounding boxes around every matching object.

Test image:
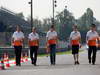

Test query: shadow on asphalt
[7,63,100,70]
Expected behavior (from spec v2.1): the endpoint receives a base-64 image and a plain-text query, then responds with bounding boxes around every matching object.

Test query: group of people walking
[11,24,99,67]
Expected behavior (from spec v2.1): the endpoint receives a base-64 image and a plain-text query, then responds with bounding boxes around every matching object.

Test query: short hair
[91,24,96,28]
[16,25,21,28]
[16,25,22,29]
[51,25,55,29]
[32,27,36,30]
[73,25,78,29]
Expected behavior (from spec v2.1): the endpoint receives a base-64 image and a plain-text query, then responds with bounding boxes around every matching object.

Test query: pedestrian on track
[12,25,25,66]
[86,24,99,65]
[28,27,39,66]
[46,25,58,65]
[69,25,81,65]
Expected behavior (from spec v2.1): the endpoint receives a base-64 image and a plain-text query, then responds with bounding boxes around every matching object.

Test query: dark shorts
[72,45,79,54]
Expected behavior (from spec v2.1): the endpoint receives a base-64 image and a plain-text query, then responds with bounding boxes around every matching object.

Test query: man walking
[28,27,39,66]
[86,24,99,65]
[12,25,24,66]
[46,25,58,65]
[70,25,81,65]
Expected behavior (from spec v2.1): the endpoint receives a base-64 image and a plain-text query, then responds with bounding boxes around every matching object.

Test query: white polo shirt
[86,30,99,41]
[46,30,57,40]
[70,31,81,45]
[28,32,39,41]
[70,31,81,40]
[12,31,24,41]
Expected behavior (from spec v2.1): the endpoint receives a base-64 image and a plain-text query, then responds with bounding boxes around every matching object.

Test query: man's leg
[76,54,80,64]
[14,46,19,66]
[73,54,77,64]
[52,44,56,65]
[88,46,92,64]
[92,46,97,65]
[17,46,22,66]
[72,46,77,65]
[30,46,34,64]
[33,46,38,66]
[76,45,80,64]
[50,45,53,65]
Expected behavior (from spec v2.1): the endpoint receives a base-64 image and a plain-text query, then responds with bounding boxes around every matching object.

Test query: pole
[52,0,55,26]
[31,0,33,31]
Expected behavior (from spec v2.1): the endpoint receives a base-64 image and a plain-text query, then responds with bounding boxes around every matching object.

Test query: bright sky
[0,0,100,21]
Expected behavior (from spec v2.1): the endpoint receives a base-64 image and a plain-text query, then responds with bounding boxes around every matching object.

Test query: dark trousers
[49,44,56,64]
[14,46,22,65]
[72,45,79,54]
[88,46,97,64]
[30,46,38,64]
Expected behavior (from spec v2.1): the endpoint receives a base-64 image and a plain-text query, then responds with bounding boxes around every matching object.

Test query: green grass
[38,50,84,57]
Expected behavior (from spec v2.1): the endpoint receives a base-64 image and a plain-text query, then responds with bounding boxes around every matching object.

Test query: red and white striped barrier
[0,52,30,70]
[3,53,10,69]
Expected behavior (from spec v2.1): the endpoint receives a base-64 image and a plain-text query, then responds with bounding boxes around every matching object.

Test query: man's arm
[11,37,14,46]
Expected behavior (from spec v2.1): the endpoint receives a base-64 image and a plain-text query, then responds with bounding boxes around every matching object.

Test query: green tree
[56,7,75,41]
